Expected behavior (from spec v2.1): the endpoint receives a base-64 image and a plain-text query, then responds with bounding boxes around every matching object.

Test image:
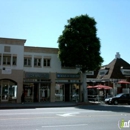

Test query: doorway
[0,80,17,102]
[65,84,70,102]
[34,83,38,102]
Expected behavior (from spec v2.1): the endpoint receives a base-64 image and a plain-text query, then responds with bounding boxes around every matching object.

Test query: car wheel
[114,100,118,105]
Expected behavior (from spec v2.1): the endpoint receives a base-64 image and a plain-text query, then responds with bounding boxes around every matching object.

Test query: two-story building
[0,37,82,103]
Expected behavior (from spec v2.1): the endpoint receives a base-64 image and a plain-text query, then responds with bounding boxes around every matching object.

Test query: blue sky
[0,0,130,65]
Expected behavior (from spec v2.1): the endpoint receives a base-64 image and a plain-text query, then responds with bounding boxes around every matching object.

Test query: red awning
[94,84,112,90]
[87,86,95,89]
[118,80,130,84]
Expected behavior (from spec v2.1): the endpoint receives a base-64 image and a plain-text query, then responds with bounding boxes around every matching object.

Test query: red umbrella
[87,86,95,89]
[118,80,130,84]
[94,85,112,90]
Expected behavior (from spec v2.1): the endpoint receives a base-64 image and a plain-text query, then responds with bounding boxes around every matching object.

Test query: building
[96,52,130,95]
[1,37,130,103]
[0,37,82,103]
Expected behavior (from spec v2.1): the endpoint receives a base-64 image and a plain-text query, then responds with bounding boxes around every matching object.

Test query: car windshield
[115,93,123,98]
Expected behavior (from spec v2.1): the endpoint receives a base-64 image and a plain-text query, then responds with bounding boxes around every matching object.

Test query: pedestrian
[21,91,25,104]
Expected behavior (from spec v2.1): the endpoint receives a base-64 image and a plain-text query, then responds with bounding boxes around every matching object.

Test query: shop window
[24,86,33,102]
[3,55,11,65]
[24,57,31,67]
[34,58,41,67]
[12,56,17,65]
[55,84,64,101]
[9,85,17,99]
[40,85,50,102]
[43,58,50,67]
[71,84,79,102]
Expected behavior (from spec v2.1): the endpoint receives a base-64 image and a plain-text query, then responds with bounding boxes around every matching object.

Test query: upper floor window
[12,55,17,65]
[3,55,11,65]
[44,58,50,67]
[34,58,41,67]
[24,57,31,67]
[4,46,10,52]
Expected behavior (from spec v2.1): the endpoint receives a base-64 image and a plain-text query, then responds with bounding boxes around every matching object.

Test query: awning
[87,86,95,89]
[118,80,130,84]
[94,84,112,90]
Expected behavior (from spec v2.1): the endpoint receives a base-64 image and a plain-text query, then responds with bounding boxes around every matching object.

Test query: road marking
[57,112,79,117]
[0,113,129,121]
[42,124,88,128]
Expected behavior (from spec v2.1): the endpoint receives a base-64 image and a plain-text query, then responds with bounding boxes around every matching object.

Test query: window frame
[43,58,51,67]
[24,57,32,67]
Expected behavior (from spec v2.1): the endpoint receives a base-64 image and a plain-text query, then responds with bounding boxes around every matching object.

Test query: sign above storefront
[25,72,49,79]
[2,67,12,74]
[56,73,80,78]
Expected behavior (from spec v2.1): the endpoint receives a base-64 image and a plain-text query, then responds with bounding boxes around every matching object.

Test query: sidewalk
[0,102,79,109]
[0,101,103,109]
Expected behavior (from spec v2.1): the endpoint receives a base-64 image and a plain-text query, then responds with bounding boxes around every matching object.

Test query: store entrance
[39,85,50,102]
[0,79,17,102]
[55,83,80,102]
[34,83,38,102]
[65,84,70,102]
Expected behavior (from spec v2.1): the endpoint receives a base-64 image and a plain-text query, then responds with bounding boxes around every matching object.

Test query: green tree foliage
[58,14,103,72]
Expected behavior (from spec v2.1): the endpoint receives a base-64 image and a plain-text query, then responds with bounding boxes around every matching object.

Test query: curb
[0,104,78,109]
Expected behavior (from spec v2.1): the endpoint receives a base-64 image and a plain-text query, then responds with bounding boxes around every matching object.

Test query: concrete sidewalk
[0,101,102,109]
[0,102,79,109]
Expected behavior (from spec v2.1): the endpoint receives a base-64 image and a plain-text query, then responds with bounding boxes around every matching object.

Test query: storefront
[0,79,17,102]
[55,73,82,102]
[23,72,51,102]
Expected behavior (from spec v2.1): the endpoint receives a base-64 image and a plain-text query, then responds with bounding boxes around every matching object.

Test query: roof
[97,58,130,79]
[0,37,26,46]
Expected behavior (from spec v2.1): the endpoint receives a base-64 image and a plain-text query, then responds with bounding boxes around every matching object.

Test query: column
[50,73,56,102]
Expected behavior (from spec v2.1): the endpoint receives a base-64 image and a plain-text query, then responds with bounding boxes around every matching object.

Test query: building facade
[0,38,82,103]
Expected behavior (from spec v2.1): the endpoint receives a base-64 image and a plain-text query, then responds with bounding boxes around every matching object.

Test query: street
[0,104,130,130]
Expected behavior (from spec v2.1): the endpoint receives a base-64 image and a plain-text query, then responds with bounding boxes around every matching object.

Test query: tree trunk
[82,72,88,103]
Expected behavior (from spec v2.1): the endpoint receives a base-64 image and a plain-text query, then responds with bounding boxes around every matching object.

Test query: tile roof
[97,58,130,79]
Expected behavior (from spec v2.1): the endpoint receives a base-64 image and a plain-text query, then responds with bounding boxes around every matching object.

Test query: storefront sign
[25,72,49,79]
[2,67,12,74]
[56,73,80,78]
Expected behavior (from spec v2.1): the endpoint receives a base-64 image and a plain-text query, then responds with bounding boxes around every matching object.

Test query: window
[12,56,17,65]
[24,57,31,66]
[44,58,50,67]
[3,55,11,65]
[4,46,10,52]
[34,58,41,67]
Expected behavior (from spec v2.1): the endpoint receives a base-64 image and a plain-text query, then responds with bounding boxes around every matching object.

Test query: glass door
[39,85,50,102]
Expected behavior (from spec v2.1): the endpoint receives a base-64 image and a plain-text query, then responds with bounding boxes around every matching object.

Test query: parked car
[104,93,130,105]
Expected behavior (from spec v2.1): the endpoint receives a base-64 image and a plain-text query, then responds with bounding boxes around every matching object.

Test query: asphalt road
[0,104,130,130]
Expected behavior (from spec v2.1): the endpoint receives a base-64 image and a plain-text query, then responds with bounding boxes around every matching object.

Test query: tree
[57,14,103,102]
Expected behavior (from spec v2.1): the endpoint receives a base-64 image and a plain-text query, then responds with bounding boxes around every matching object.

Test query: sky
[0,0,130,65]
